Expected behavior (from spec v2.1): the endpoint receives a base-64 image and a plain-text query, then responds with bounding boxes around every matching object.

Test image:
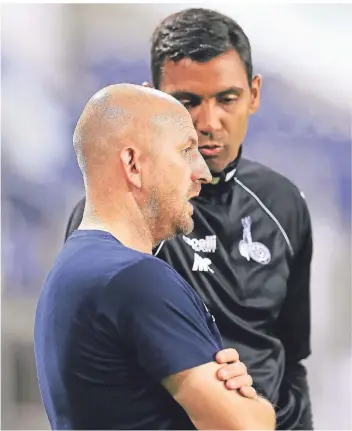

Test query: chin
[161,210,194,241]
[204,158,226,174]
[176,215,194,236]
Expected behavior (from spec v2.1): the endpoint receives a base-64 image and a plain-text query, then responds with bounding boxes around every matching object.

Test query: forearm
[186,393,276,430]
[172,364,276,431]
[249,396,277,430]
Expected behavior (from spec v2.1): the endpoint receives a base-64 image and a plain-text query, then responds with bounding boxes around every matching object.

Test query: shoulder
[99,254,207,330]
[105,254,195,304]
[238,158,306,206]
[115,254,184,283]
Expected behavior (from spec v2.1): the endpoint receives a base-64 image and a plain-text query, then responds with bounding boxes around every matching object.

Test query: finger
[217,361,247,380]
[215,348,239,364]
[239,386,258,400]
[225,374,253,390]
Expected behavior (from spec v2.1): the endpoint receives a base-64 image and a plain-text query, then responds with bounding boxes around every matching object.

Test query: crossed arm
[163,360,275,430]
[109,260,276,431]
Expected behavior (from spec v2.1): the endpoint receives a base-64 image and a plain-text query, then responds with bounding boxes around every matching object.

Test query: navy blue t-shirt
[34,230,223,430]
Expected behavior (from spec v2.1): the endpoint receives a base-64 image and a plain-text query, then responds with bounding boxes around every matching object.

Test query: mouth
[189,187,201,199]
[189,193,199,201]
[199,145,223,157]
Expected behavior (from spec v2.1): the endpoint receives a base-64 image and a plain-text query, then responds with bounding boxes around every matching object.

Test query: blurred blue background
[1,3,351,429]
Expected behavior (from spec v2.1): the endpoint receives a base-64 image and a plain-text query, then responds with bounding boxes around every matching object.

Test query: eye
[178,99,200,109]
[182,147,193,155]
[180,100,193,109]
[218,96,238,105]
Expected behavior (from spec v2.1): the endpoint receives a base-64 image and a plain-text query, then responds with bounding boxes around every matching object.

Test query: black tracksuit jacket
[65,150,313,430]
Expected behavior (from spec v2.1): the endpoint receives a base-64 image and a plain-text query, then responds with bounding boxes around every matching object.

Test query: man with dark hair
[65,8,313,430]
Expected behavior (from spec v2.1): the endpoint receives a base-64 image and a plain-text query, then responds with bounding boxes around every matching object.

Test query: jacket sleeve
[275,196,313,430]
[64,197,86,241]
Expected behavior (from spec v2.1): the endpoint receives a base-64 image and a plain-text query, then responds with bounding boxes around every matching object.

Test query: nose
[191,152,212,185]
[194,101,222,135]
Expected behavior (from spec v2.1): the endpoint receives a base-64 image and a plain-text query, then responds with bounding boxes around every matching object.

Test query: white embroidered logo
[183,235,217,253]
[192,253,214,273]
[239,216,271,265]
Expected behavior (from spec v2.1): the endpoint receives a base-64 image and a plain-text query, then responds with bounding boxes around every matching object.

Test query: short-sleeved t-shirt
[34,230,223,430]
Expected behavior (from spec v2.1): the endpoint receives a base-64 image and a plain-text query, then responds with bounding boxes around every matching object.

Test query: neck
[80,194,153,254]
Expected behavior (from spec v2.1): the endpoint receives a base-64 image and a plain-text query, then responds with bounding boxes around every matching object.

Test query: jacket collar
[207,145,242,186]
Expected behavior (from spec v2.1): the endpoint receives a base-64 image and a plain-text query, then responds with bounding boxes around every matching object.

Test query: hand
[215,348,258,400]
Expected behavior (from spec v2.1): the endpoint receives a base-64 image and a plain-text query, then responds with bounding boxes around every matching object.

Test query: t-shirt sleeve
[103,257,222,383]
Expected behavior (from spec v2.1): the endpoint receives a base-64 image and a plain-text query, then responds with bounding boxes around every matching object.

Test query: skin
[74,83,258,400]
[74,83,211,253]
[153,49,262,173]
[215,349,257,399]
[163,358,275,430]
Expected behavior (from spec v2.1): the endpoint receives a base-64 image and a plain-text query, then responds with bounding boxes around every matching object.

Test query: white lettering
[183,235,217,253]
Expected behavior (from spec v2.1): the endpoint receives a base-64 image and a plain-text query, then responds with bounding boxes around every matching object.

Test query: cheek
[225,105,250,135]
[156,153,193,194]
[157,164,182,194]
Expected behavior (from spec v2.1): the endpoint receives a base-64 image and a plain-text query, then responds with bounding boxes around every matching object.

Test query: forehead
[170,114,198,143]
[159,49,249,96]
[153,109,198,143]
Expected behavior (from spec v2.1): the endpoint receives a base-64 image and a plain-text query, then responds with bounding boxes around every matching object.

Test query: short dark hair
[151,8,253,89]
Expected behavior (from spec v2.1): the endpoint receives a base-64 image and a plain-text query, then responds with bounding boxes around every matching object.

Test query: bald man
[34,84,275,430]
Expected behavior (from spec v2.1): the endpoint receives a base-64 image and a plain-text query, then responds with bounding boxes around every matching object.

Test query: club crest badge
[239,216,271,265]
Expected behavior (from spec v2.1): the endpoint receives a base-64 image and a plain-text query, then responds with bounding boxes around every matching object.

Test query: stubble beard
[145,188,194,248]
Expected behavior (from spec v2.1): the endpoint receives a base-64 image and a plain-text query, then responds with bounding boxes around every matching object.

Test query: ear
[120,147,142,189]
[248,74,262,115]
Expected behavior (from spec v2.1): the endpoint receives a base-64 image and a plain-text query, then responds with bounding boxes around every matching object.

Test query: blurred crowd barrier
[1,3,351,430]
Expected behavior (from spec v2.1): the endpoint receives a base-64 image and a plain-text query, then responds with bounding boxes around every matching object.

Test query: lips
[188,184,201,200]
[189,188,201,199]
[199,145,223,157]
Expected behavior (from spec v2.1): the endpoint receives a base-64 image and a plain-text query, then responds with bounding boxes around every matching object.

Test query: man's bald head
[73,83,210,247]
[73,83,190,182]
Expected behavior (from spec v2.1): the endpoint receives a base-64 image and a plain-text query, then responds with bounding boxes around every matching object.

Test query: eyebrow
[180,136,197,149]
[171,86,244,100]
